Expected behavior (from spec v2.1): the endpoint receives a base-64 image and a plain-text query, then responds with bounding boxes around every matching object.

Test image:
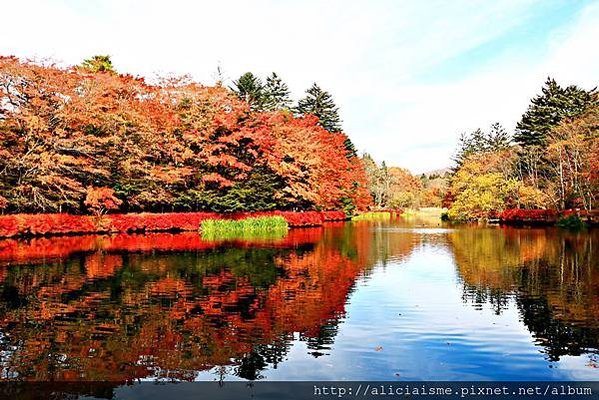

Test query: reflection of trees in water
[233,334,293,380]
[461,286,511,315]
[302,317,342,358]
[10,223,595,381]
[518,295,599,361]
[451,227,599,361]
[0,224,421,382]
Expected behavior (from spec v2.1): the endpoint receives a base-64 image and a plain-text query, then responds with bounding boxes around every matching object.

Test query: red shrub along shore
[499,208,598,223]
[499,209,559,223]
[0,211,347,238]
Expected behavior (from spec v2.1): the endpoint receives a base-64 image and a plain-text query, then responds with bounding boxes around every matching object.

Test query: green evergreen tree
[343,137,357,158]
[487,122,512,150]
[296,83,356,157]
[453,129,484,170]
[515,78,597,147]
[81,55,115,73]
[296,83,342,132]
[262,72,292,111]
[453,124,511,171]
[231,72,265,111]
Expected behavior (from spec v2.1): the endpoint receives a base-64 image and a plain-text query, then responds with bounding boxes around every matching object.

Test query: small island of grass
[200,216,289,240]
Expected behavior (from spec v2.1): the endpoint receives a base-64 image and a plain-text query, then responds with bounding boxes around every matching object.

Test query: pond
[0,215,598,383]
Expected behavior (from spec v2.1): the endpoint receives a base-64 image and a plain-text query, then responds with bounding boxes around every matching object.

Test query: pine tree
[230,72,265,111]
[262,72,291,111]
[515,77,597,147]
[296,83,357,157]
[296,83,342,132]
[453,129,483,170]
[470,128,487,152]
[487,122,512,151]
[343,137,357,158]
[452,124,511,171]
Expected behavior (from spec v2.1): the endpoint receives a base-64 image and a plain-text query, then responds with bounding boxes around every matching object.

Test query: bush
[499,209,558,222]
[556,215,586,230]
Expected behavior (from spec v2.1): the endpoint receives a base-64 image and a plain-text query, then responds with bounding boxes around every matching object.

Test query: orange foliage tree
[0,56,371,214]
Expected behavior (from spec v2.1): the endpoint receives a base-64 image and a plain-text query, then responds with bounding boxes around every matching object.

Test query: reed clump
[200,216,289,240]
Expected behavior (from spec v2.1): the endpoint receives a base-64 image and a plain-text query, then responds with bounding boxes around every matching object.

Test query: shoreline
[497,208,599,227]
[0,210,347,239]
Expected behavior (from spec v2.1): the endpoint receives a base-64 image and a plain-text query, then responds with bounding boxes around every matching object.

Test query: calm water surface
[0,215,598,383]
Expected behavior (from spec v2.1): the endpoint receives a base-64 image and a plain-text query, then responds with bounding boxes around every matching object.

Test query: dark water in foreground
[0,215,598,382]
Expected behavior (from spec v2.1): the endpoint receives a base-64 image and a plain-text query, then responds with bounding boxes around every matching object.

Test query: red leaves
[248,112,371,210]
[201,173,234,187]
[499,208,559,222]
[84,187,122,215]
[321,211,346,221]
[0,211,347,238]
[0,214,97,237]
[0,57,372,214]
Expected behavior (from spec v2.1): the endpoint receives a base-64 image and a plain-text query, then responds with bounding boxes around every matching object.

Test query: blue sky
[1,0,598,172]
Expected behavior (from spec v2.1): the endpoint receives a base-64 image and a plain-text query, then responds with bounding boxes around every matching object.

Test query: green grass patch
[200,216,289,240]
[351,211,393,221]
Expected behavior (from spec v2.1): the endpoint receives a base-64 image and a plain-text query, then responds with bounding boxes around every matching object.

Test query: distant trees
[447,151,520,221]
[0,57,372,214]
[453,123,512,170]
[387,167,423,209]
[363,154,391,208]
[362,154,445,209]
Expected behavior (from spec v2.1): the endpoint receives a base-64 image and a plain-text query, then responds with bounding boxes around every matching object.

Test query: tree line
[446,78,599,221]
[0,55,371,215]
[361,155,447,210]
[357,77,598,218]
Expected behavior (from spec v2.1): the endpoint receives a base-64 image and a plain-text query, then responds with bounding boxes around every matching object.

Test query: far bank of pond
[0,210,348,238]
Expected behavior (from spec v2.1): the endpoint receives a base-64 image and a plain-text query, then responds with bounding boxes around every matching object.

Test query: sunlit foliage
[446,79,599,221]
[0,56,371,215]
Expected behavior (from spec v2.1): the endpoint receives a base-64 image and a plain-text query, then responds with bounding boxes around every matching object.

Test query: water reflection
[450,227,599,361]
[0,220,597,383]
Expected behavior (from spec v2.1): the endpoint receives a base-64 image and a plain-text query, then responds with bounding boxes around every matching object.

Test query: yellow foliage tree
[448,151,519,221]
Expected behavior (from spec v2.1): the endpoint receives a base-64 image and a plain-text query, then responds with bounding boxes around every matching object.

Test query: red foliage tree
[0,56,372,215]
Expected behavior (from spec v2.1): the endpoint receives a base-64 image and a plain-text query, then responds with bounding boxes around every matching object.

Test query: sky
[1,0,598,173]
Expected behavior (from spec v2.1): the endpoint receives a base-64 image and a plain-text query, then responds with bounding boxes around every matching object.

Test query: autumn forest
[0,55,371,217]
[1,54,599,229]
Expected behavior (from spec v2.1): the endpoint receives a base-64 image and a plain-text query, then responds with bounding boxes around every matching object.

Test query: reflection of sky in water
[197,233,598,381]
